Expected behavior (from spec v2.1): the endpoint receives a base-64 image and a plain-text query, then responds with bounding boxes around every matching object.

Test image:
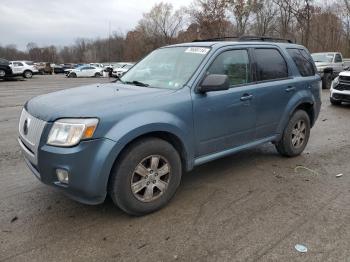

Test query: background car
[330,70,350,105]
[9,60,39,78]
[0,58,13,79]
[51,64,65,74]
[67,65,103,78]
[311,52,345,89]
[112,63,134,78]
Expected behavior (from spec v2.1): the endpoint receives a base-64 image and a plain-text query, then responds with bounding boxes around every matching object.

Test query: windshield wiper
[125,80,149,87]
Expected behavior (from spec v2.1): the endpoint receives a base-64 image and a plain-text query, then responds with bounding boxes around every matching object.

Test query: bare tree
[251,0,277,36]
[138,2,186,45]
[227,0,257,36]
[189,0,231,39]
[345,0,350,13]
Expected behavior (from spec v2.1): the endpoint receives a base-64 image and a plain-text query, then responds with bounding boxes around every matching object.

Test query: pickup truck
[18,37,321,215]
[311,52,346,89]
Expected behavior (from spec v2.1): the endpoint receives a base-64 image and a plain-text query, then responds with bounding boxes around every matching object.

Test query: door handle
[285,86,296,92]
[240,94,253,101]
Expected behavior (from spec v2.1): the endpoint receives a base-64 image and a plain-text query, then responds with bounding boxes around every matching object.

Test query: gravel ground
[0,75,349,262]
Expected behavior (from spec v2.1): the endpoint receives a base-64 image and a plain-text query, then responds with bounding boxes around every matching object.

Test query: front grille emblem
[23,118,30,135]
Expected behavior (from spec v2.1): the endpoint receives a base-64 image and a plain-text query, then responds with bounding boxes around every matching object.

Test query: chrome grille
[18,109,46,165]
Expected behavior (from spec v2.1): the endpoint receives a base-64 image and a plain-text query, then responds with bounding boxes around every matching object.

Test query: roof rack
[192,35,294,44]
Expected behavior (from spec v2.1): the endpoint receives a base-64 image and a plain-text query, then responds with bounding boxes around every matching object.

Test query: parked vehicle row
[0,58,135,80]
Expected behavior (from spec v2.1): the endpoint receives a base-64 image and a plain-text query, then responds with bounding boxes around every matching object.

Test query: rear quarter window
[287,48,315,77]
[254,48,288,81]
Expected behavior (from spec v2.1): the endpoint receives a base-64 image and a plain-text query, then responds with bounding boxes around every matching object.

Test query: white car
[89,63,104,68]
[67,65,103,78]
[112,63,134,78]
[9,61,39,78]
[330,70,350,105]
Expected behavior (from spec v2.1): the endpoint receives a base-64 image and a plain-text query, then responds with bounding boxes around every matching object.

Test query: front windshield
[120,46,210,89]
[312,53,334,63]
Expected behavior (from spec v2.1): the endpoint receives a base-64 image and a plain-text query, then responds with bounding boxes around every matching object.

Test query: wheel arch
[293,102,315,126]
[276,92,316,137]
[105,130,191,194]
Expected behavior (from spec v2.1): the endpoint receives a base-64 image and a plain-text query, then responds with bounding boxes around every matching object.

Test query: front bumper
[19,137,117,205]
[330,88,350,102]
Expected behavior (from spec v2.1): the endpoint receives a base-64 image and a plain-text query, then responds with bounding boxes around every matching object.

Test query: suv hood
[26,82,175,122]
[339,71,350,77]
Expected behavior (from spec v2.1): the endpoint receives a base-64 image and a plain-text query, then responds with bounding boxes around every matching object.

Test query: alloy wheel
[131,155,171,202]
[291,120,306,148]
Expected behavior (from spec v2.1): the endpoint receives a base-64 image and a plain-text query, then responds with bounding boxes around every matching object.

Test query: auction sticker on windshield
[185,47,210,55]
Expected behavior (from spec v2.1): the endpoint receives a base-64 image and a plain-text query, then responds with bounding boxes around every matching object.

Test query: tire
[109,138,182,216]
[276,110,311,157]
[94,72,101,78]
[0,69,5,78]
[68,72,77,78]
[23,70,33,79]
[322,72,332,89]
[330,97,341,105]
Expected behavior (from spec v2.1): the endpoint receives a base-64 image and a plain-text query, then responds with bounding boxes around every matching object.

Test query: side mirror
[198,74,230,93]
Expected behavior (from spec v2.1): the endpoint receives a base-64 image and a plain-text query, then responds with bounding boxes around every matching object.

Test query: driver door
[192,48,257,157]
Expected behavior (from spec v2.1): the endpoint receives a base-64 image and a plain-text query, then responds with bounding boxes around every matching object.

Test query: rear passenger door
[252,48,297,139]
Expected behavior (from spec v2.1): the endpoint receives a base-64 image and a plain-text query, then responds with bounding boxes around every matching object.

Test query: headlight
[47,118,98,147]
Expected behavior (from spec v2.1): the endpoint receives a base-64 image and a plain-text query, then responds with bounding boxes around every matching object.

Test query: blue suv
[18,37,321,215]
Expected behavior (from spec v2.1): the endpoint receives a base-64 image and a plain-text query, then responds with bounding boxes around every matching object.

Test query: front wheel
[109,138,182,216]
[68,72,77,78]
[276,110,310,157]
[0,69,5,78]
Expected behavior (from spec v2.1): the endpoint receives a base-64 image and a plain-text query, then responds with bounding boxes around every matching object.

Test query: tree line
[1,0,350,63]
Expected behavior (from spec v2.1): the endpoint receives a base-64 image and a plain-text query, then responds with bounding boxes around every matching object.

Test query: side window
[287,48,315,77]
[335,54,342,63]
[14,62,23,66]
[254,48,288,81]
[207,49,251,86]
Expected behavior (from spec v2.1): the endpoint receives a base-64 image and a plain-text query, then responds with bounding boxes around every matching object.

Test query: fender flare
[276,91,315,136]
[101,111,195,188]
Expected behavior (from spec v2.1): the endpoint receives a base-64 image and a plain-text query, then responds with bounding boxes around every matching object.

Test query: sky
[0,0,190,50]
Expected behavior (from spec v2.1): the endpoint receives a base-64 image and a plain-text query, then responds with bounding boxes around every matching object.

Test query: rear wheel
[276,110,310,157]
[108,138,182,216]
[23,70,33,79]
[0,69,5,78]
[94,72,101,77]
[322,72,332,89]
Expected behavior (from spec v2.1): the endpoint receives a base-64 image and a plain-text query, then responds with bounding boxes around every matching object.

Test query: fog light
[56,169,69,184]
